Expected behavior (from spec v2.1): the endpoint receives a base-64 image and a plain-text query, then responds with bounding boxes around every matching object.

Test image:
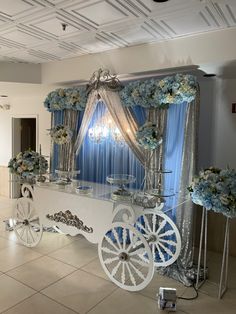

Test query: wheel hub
[23,219,29,226]
[119,252,129,261]
[148,234,157,243]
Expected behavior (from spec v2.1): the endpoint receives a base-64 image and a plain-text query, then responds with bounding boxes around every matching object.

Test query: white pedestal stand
[196,207,231,299]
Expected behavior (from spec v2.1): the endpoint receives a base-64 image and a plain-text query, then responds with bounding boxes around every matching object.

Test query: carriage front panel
[34,186,114,243]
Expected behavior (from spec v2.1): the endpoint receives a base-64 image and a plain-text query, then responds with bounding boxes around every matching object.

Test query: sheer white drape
[74,90,99,155]
[98,88,145,165]
[75,88,145,166]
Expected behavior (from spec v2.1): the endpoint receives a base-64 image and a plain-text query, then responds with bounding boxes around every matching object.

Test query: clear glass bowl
[106,174,136,186]
[76,186,93,195]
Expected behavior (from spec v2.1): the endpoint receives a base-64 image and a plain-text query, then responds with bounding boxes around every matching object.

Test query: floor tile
[0,222,19,242]
[0,236,16,250]
[81,258,108,281]
[139,272,187,300]
[49,239,98,268]
[7,255,76,291]
[2,293,77,314]
[177,290,236,314]
[30,231,76,255]
[87,289,159,314]
[0,274,35,313]
[0,245,42,272]
[42,269,117,314]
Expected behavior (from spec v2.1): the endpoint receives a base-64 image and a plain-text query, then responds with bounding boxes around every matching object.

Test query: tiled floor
[0,196,235,314]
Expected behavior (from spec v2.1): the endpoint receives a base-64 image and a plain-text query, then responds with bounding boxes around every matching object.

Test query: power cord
[177,284,198,301]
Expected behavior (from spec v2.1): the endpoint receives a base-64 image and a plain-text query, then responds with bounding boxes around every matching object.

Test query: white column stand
[196,207,208,289]
[218,217,230,299]
[196,208,231,299]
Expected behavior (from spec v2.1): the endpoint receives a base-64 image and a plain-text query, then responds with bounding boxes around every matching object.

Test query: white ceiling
[0,0,235,64]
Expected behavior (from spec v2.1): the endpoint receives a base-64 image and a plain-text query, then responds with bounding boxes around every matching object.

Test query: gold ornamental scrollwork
[46,210,93,233]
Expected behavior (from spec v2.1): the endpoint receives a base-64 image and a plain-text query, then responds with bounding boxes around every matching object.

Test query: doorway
[11,116,38,198]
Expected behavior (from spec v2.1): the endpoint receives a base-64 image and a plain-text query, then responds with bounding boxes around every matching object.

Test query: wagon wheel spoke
[29,215,39,223]
[126,263,136,286]
[101,247,118,255]
[121,262,126,285]
[111,261,121,277]
[13,197,43,247]
[158,230,175,238]
[104,235,119,252]
[130,256,149,267]
[159,238,177,246]
[156,219,167,235]
[16,203,25,220]
[142,215,152,233]
[136,211,181,267]
[122,228,128,249]
[14,223,24,231]
[152,213,157,233]
[136,221,149,234]
[158,242,174,257]
[98,222,154,291]
[155,243,166,262]
[103,256,119,265]
[112,228,122,250]
[129,261,146,280]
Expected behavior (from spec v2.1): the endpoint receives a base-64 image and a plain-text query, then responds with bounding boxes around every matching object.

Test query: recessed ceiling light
[203,74,216,77]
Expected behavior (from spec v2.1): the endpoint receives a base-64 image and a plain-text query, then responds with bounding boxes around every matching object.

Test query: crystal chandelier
[88,124,109,144]
[88,111,124,144]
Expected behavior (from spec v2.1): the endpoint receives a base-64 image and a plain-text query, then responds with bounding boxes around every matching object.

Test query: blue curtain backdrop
[76,101,146,189]
[163,102,188,220]
[51,101,188,201]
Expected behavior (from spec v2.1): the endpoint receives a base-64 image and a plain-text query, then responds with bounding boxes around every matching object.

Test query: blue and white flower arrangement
[44,87,88,112]
[136,122,163,150]
[188,167,236,218]
[8,150,48,180]
[49,125,73,145]
[119,74,197,108]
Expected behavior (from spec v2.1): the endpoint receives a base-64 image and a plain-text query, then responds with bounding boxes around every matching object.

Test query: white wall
[198,79,217,169]
[213,78,236,168]
[197,77,236,170]
[0,84,52,166]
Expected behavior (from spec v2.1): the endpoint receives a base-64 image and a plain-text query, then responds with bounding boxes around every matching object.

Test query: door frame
[10,114,39,198]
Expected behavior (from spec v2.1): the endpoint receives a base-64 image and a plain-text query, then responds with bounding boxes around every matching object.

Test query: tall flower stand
[196,207,231,299]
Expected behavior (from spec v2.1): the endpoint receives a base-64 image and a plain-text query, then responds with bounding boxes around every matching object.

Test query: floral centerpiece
[136,122,163,150]
[188,167,236,218]
[44,87,88,112]
[49,125,73,145]
[119,74,197,108]
[8,150,48,181]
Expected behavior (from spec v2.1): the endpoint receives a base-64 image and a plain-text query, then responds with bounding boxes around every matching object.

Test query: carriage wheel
[135,211,181,267]
[98,222,154,291]
[12,197,43,247]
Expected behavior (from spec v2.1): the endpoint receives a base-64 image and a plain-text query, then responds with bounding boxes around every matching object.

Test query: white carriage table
[12,182,181,291]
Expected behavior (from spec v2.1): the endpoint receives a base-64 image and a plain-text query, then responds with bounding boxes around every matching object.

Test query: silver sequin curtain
[50,109,79,172]
[147,108,167,190]
[159,86,200,285]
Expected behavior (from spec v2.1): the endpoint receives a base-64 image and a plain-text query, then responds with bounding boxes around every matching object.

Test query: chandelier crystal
[88,110,124,145]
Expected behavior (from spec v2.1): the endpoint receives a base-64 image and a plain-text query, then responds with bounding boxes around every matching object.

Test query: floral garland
[49,125,73,145]
[136,122,163,150]
[188,167,236,218]
[119,74,197,108]
[8,150,48,179]
[44,87,88,112]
